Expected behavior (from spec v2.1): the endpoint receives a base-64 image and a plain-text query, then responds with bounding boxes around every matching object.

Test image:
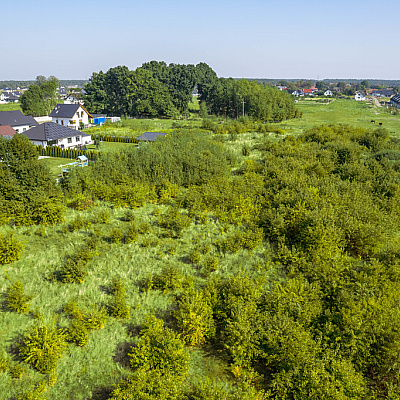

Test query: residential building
[390,94,400,109]
[355,92,366,101]
[0,110,38,133]
[49,103,93,130]
[23,121,92,148]
[0,125,16,139]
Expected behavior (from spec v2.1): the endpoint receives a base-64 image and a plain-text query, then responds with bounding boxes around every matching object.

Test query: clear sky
[1,0,399,80]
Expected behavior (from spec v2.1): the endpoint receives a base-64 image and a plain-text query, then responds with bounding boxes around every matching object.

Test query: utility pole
[241,99,245,117]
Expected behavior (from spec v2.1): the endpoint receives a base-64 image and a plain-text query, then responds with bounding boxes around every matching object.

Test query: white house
[0,110,38,133]
[355,92,366,101]
[64,95,84,105]
[23,122,92,148]
[324,90,333,96]
[49,103,93,130]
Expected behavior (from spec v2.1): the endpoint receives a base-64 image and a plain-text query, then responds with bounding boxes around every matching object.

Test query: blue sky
[1,0,399,80]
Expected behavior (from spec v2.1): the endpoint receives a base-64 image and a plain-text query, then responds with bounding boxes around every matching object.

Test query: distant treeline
[84,61,298,121]
[0,80,87,89]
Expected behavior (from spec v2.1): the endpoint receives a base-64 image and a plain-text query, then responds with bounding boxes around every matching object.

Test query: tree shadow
[112,340,135,369]
[88,386,114,400]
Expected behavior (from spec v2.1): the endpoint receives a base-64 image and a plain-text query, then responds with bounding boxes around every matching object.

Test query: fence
[37,145,98,161]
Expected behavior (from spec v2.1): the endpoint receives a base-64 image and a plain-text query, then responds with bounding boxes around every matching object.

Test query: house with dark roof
[136,132,168,142]
[391,94,400,109]
[49,104,93,130]
[0,110,38,133]
[0,92,19,103]
[0,125,16,139]
[372,90,395,98]
[23,122,92,148]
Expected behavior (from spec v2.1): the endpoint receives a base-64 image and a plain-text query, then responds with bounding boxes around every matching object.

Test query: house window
[67,138,72,144]
[23,128,26,132]
[76,136,80,142]
[69,120,75,125]
[61,121,64,125]
[81,111,84,117]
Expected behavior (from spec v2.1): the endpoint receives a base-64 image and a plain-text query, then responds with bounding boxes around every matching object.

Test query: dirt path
[372,97,382,107]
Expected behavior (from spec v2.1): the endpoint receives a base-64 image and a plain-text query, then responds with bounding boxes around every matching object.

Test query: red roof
[303,89,313,93]
[0,125,16,137]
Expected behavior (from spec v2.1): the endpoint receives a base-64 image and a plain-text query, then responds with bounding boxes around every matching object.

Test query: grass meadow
[0,103,21,112]
[0,201,278,399]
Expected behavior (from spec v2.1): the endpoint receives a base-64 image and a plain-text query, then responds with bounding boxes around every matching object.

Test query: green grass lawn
[0,103,21,112]
[280,98,400,136]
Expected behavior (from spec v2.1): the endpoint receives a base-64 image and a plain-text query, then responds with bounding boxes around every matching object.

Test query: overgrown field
[3,112,400,398]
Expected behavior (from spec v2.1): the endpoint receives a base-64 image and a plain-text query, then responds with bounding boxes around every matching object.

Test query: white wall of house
[13,124,30,133]
[52,106,91,129]
[56,134,92,148]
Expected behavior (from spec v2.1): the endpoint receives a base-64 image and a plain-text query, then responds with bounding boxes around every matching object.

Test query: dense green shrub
[108,278,130,319]
[4,281,32,314]
[129,315,189,378]
[64,300,108,330]
[147,265,187,293]
[19,321,67,373]
[68,194,94,210]
[109,227,124,243]
[174,290,215,346]
[66,320,89,347]
[60,259,88,283]
[157,207,191,238]
[124,223,138,244]
[110,370,185,400]
[0,232,24,265]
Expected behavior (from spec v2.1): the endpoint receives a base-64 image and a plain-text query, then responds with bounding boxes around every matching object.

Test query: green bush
[95,209,111,224]
[64,301,108,330]
[147,265,186,292]
[110,370,185,400]
[5,281,32,314]
[108,295,130,319]
[9,363,26,379]
[123,209,136,222]
[19,321,67,373]
[60,259,88,283]
[203,255,219,275]
[124,223,138,244]
[189,250,201,264]
[0,232,24,265]
[157,207,191,238]
[129,315,189,378]
[175,290,215,346]
[66,319,89,347]
[110,227,124,243]
[69,194,94,210]
[138,222,152,234]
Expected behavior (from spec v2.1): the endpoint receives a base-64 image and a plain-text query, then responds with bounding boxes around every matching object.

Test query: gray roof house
[23,122,92,148]
[390,94,400,109]
[136,132,168,142]
[0,110,38,133]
